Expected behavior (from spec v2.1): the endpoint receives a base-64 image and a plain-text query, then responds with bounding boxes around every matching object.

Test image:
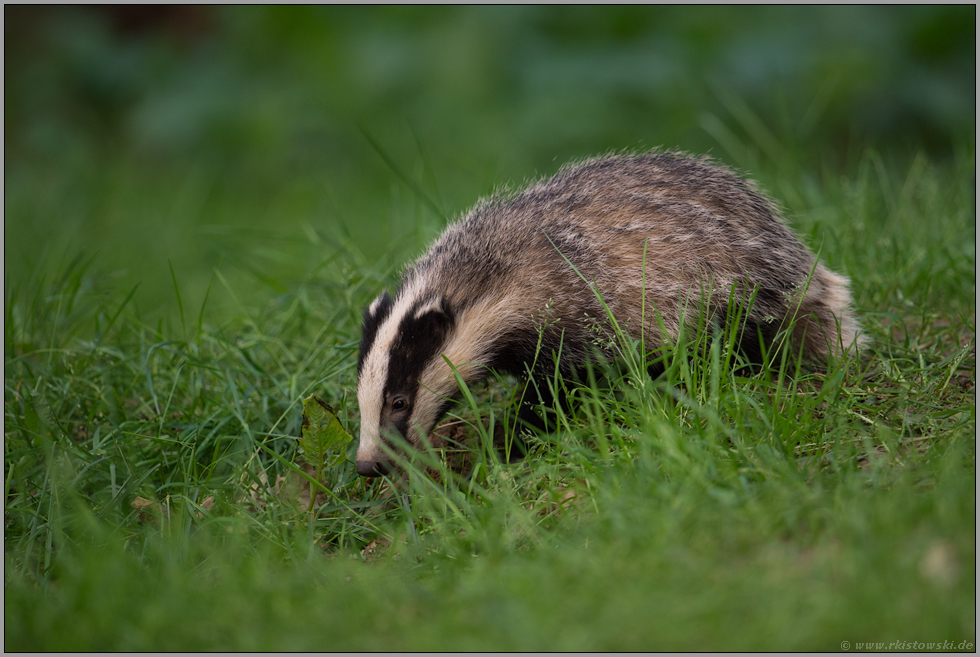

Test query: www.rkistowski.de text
[841,640,973,651]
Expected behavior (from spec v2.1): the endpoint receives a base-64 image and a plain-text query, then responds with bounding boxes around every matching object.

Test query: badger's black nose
[355,460,389,478]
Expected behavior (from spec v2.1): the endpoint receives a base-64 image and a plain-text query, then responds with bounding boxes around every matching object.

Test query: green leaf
[299,395,353,468]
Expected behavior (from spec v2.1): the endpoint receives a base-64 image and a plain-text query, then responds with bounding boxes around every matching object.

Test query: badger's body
[355,152,861,477]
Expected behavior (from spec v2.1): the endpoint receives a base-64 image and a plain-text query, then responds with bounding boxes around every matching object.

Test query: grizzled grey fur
[355,151,862,476]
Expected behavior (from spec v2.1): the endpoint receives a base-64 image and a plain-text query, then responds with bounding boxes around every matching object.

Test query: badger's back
[355,152,861,468]
[407,152,857,365]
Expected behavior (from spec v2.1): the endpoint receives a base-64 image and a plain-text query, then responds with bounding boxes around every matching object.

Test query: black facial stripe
[391,390,460,447]
[358,291,394,375]
[383,297,455,417]
[391,412,411,444]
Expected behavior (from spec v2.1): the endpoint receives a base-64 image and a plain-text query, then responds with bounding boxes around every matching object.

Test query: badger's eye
[391,397,408,412]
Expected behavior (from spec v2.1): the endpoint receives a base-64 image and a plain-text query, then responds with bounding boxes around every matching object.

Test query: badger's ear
[412,295,450,321]
[411,295,454,341]
[366,289,393,321]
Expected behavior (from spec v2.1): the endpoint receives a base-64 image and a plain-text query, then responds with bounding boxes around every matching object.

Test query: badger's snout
[355,459,389,478]
[354,434,390,478]
[354,421,400,478]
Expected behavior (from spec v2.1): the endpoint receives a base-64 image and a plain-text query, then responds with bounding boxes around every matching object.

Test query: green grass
[4,146,975,650]
[4,8,976,649]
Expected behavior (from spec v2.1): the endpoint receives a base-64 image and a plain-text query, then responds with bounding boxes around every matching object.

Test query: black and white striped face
[355,283,460,477]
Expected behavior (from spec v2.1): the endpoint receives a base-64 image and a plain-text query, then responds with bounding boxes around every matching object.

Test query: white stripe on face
[355,278,426,463]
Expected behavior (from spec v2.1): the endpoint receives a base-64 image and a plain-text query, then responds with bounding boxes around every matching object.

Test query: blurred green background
[4,5,975,317]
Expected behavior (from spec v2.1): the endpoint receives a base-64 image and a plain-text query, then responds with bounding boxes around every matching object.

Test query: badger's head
[355,287,461,477]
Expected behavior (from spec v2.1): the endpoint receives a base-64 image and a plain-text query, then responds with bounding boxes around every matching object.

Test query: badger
[355,151,861,477]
